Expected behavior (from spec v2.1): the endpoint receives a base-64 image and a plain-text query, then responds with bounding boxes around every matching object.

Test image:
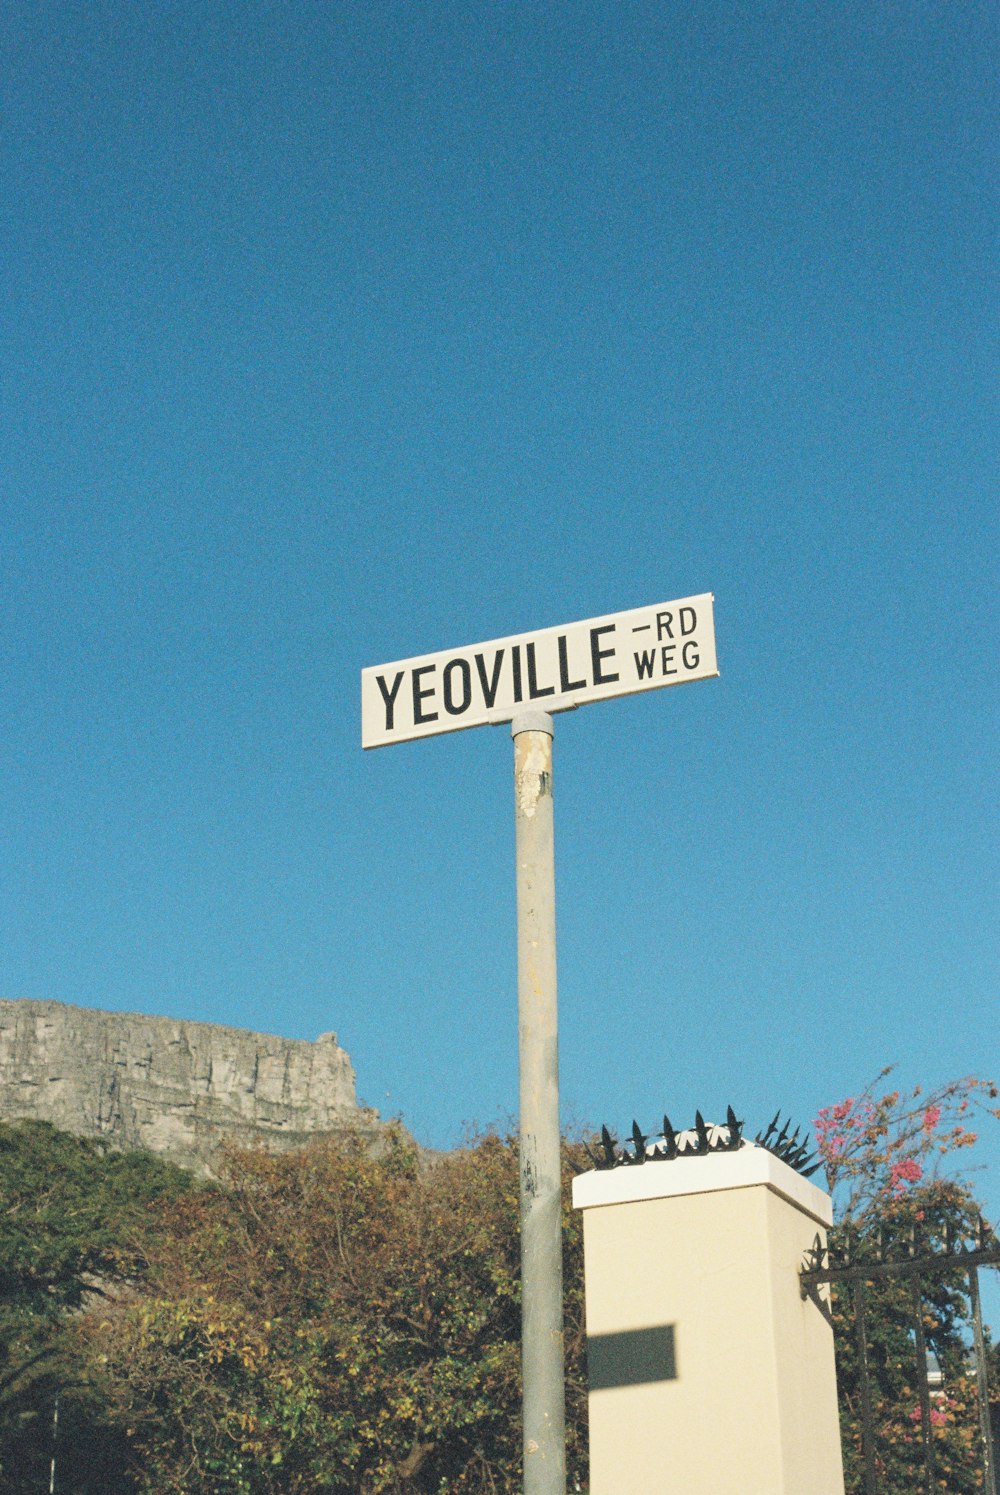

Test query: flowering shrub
[814,1070,999,1228]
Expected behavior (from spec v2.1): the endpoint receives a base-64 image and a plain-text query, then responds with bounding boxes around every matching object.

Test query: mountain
[0,998,384,1173]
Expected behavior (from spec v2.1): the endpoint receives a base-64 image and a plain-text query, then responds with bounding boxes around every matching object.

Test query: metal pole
[854,1280,878,1495]
[909,1281,935,1493]
[968,1265,998,1495]
[512,710,567,1495]
[49,1393,58,1495]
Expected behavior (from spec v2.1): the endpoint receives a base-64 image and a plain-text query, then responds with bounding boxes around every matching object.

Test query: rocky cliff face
[0,999,382,1172]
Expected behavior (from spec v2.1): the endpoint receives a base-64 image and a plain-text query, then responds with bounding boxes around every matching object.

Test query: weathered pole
[512,709,567,1494]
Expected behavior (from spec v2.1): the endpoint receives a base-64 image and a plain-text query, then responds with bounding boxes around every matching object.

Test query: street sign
[363,590,718,1495]
[361,592,717,748]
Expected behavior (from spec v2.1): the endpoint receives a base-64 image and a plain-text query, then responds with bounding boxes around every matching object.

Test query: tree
[814,1073,1000,1495]
[40,1074,999,1493]
[0,1120,193,1494]
[83,1127,589,1494]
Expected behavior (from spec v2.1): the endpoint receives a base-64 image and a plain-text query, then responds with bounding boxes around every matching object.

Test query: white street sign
[361,593,717,748]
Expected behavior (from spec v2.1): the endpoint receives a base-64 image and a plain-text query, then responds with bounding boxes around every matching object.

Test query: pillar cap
[572,1142,832,1226]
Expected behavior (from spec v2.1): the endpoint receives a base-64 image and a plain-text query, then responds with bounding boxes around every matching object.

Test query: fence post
[853,1280,878,1495]
[909,1281,936,1493]
[969,1266,998,1495]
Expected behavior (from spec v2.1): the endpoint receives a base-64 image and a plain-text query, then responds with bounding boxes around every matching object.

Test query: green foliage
[6,1079,995,1493]
[0,1120,192,1308]
[0,1120,193,1493]
[84,1127,588,1494]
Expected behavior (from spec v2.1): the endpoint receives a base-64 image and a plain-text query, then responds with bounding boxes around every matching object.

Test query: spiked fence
[585,1107,820,1177]
[800,1218,1000,1495]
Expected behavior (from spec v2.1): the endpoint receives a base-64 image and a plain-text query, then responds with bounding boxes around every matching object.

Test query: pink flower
[888,1157,923,1195]
[922,1106,942,1132]
[910,1405,950,1427]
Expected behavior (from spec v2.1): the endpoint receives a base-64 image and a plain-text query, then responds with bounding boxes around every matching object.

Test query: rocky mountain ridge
[0,998,382,1173]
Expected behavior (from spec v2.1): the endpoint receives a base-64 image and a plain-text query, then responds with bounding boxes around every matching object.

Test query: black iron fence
[801,1220,1000,1495]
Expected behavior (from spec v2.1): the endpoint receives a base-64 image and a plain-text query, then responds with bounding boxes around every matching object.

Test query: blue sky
[2,0,997,1269]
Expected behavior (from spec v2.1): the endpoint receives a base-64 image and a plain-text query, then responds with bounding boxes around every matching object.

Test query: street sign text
[362,593,717,748]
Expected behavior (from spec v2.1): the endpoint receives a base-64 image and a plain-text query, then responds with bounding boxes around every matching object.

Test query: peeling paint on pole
[515,731,553,818]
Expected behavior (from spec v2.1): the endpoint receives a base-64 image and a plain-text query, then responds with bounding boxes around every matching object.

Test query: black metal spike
[632,1121,647,1162]
[600,1125,617,1166]
[662,1115,678,1159]
[726,1105,742,1149]
[755,1112,821,1179]
[694,1111,710,1154]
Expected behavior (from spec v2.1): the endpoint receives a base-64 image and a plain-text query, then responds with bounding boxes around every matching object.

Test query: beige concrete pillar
[573,1143,845,1495]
